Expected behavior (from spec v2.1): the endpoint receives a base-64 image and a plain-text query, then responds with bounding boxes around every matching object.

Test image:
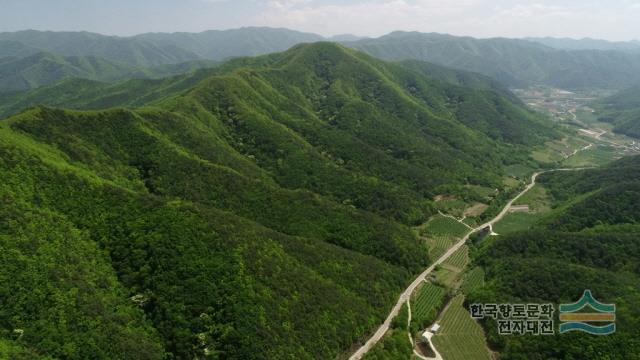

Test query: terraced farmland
[443,245,469,271]
[421,214,470,238]
[411,282,446,332]
[432,295,492,360]
[425,235,457,260]
[461,267,485,294]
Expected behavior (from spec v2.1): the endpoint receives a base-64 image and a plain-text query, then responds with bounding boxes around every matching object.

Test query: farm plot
[442,246,469,272]
[425,235,457,261]
[411,282,446,332]
[421,215,470,238]
[461,267,485,294]
[432,295,492,360]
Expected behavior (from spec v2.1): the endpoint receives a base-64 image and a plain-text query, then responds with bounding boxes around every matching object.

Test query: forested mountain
[471,156,640,359]
[0,30,200,68]
[593,86,640,138]
[345,32,640,89]
[0,52,133,92]
[0,56,521,120]
[134,27,324,60]
[4,29,640,93]
[0,43,555,359]
[525,37,640,52]
[0,50,218,93]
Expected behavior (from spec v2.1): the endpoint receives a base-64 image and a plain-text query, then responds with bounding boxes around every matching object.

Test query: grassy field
[432,295,492,360]
[421,215,470,238]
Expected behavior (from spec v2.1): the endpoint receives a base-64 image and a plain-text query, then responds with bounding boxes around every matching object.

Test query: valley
[357,86,640,360]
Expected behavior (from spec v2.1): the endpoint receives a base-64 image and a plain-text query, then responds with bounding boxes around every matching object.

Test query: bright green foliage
[461,267,485,294]
[443,246,469,271]
[471,155,640,359]
[411,282,446,334]
[421,215,470,238]
[363,303,413,360]
[431,295,492,360]
[425,235,457,261]
[0,43,556,358]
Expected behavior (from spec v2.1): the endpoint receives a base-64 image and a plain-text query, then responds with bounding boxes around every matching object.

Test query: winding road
[349,168,582,359]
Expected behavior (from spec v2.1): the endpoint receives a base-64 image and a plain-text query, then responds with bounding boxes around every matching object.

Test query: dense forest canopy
[0,43,557,359]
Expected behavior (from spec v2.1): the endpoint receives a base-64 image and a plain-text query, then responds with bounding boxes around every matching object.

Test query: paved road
[349,169,570,359]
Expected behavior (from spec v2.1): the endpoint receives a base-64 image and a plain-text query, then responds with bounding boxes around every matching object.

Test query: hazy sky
[1,0,639,41]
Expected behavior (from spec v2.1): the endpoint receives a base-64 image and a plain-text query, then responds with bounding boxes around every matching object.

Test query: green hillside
[0,30,200,68]
[593,86,640,138]
[470,156,640,359]
[0,52,134,92]
[0,43,556,359]
[345,32,640,89]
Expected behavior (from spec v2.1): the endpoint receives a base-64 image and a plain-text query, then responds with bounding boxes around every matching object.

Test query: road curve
[349,169,581,359]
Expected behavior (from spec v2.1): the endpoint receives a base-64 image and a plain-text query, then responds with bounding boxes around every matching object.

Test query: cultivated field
[411,282,446,332]
[432,295,492,360]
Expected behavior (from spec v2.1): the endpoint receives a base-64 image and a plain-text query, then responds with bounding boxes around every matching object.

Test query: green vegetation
[443,246,469,271]
[470,155,640,359]
[411,282,447,334]
[363,303,413,360]
[0,51,218,92]
[493,184,552,234]
[421,215,470,238]
[592,86,640,138]
[424,235,458,261]
[348,32,640,89]
[431,295,492,360]
[461,267,485,294]
[562,145,622,167]
[0,43,557,359]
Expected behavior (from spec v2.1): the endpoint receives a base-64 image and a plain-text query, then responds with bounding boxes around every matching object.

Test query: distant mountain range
[525,37,640,52]
[345,32,640,89]
[2,27,640,93]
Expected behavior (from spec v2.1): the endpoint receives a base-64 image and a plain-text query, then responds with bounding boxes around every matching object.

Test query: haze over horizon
[1,0,640,41]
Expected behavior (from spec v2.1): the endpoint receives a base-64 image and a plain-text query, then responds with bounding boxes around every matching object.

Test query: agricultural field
[433,267,459,288]
[425,235,458,261]
[561,144,622,167]
[410,282,446,334]
[461,267,485,294]
[504,164,533,181]
[443,246,469,272]
[420,215,470,238]
[432,295,492,360]
[494,184,551,234]
[434,197,469,218]
[431,245,470,288]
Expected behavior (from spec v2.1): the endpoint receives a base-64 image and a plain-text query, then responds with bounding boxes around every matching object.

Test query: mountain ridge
[0,42,556,359]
